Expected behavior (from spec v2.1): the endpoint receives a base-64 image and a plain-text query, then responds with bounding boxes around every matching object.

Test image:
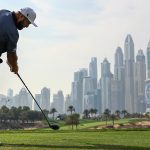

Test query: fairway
[0,129,150,150]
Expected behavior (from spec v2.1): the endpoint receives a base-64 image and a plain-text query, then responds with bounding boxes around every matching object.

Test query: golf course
[0,119,150,150]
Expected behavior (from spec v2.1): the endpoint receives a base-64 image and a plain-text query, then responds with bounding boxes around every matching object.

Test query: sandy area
[92,121,150,129]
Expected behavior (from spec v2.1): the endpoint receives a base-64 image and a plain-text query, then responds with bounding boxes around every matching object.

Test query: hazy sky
[0,0,150,98]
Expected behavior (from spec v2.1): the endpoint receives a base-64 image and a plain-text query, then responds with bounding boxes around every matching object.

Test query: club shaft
[17,73,51,128]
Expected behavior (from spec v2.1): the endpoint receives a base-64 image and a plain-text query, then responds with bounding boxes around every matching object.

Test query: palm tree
[111,114,116,126]
[121,110,128,118]
[89,108,94,117]
[50,108,57,120]
[65,113,80,130]
[93,109,98,116]
[22,106,30,111]
[104,109,111,125]
[0,106,9,123]
[83,109,90,119]
[0,105,9,113]
[89,108,98,117]
[115,110,120,118]
[67,105,75,115]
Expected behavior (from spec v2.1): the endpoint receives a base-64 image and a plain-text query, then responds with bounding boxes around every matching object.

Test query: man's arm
[7,52,18,74]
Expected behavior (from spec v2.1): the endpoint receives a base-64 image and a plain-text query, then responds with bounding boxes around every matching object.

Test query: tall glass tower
[89,57,97,89]
[71,69,88,113]
[114,47,124,80]
[124,34,135,113]
[146,40,150,79]
[101,58,112,113]
[40,87,50,111]
[114,47,125,110]
[134,50,146,113]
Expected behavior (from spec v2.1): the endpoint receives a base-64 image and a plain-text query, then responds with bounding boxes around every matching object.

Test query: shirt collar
[12,11,17,27]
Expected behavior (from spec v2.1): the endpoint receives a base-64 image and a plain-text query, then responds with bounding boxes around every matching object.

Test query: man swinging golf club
[0,8,60,130]
[0,7,37,73]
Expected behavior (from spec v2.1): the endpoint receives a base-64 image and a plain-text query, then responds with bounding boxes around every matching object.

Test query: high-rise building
[143,40,150,112]
[83,76,95,111]
[89,57,97,89]
[57,90,64,114]
[113,47,125,111]
[53,90,64,114]
[89,57,101,112]
[146,40,150,79]
[94,88,101,114]
[6,88,13,108]
[71,69,88,113]
[0,94,7,108]
[134,50,146,113]
[101,58,112,113]
[114,47,124,80]
[33,94,41,111]
[65,94,72,113]
[40,87,50,111]
[7,88,13,98]
[15,88,32,109]
[145,80,150,112]
[124,34,135,113]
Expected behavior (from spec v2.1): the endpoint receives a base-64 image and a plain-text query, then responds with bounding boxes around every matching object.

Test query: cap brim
[30,21,38,27]
[28,18,38,27]
[32,22,38,27]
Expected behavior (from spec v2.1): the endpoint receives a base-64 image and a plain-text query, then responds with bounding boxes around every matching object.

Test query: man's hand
[7,52,19,74]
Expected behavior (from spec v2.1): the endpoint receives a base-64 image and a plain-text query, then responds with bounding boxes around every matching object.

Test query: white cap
[20,7,37,27]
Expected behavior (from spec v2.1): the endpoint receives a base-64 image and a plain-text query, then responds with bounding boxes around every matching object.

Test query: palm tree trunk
[53,113,54,120]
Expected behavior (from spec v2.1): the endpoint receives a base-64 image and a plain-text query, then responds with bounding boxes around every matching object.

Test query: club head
[0,58,3,64]
[50,124,60,130]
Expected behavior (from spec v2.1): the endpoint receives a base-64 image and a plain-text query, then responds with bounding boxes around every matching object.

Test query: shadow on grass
[0,143,149,150]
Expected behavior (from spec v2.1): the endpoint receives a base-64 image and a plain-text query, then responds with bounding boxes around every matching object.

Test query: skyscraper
[89,57,97,89]
[83,76,95,111]
[16,88,32,109]
[71,69,88,113]
[134,50,146,113]
[65,94,72,113]
[7,88,13,98]
[124,34,135,113]
[53,90,64,114]
[57,90,64,114]
[113,47,125,111]
[89,57,101,112]
[114,47,124,80]
[101,58,112,113]
[33,94,41,111]
[40,87,50,111]
[146,40,150,79]
[145,40,150,112]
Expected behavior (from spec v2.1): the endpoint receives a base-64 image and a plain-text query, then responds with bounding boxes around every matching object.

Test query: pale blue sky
[0,0,150,98]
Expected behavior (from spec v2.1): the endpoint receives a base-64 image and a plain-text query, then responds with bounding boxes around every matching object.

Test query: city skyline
[1,35,150,97]
[0,0,150,96]
[0,33,149,114]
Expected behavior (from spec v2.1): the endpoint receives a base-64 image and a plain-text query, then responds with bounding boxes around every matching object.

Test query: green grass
[0,118,150,150]
[0,129,150,149]
[60,118,131,130]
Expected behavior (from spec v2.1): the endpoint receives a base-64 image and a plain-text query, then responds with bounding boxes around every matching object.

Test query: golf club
[17,73,60,130]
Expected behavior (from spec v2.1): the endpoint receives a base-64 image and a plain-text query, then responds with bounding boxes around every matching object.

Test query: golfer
[0,7,37,74]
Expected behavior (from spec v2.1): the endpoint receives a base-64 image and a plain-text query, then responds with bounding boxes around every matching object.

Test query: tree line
[0,105,46,123]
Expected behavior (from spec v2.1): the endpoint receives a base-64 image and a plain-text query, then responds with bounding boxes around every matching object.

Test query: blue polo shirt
[0,10,19,56]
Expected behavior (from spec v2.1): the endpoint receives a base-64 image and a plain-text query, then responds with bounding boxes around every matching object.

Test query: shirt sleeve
[6,31,19,53]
